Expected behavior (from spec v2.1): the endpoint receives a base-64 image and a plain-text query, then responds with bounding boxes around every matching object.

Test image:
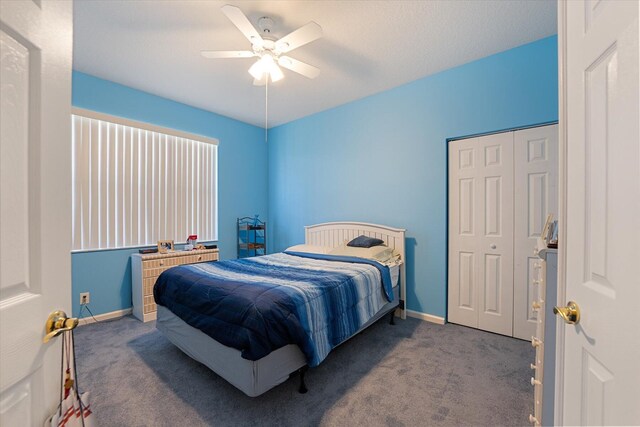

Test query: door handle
[490,244,497,249]
[43,310,78,343]
[553,301,580,325]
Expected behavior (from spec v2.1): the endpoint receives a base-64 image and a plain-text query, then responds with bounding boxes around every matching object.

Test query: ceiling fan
[201,4,322,85]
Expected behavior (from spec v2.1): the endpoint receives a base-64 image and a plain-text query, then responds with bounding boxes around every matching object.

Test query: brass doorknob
[43,310,78,343]
[553,301,580,324]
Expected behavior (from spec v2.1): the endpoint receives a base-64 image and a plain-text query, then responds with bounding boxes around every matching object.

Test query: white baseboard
[406,309,446,325]
[78,307,132,326]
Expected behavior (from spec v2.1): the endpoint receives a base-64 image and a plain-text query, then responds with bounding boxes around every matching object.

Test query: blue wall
[267,36,558,318]
[71,71,267,317]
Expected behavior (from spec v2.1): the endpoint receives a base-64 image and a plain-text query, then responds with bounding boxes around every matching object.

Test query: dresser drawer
[143,266,173,278]
[199,252,219,262]
[143,295,156,314]
[143,277,157,296]
[143,256,182,271]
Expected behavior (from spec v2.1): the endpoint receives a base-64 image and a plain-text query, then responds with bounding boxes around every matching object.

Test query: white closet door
[448,137,481,328]
[449,133,514,335]
[513,125,558,340]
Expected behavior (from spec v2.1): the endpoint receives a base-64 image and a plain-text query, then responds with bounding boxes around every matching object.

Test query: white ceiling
[73,0,557,128]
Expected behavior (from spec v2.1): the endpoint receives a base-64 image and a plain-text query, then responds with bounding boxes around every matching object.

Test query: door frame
[554,1,568,424]
[444,120,559,324]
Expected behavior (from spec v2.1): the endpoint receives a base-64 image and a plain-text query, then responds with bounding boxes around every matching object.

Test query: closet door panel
[448,139,479,327]
[513,125,558,340]
[476,133,514,336]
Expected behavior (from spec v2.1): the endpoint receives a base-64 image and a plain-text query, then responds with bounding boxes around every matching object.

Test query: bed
[154,222,406,397]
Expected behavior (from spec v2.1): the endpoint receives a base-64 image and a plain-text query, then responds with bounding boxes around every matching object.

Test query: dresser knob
[198,256,202,261]
[531,377,541,386]
[529,414,538,424]
[532,280,541,286]
[530,363,537,370]
[531,337,541,348]
[159,261,164,266]
[532,301,541,311]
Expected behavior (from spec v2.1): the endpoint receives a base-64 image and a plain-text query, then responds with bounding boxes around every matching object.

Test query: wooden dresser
[131,249,219,322]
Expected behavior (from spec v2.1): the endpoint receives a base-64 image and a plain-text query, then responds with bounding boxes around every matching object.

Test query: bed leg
[298,366,308,394]
[389,310,396,325]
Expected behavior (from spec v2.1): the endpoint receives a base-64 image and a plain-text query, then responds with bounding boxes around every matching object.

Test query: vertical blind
[72,113,218,251]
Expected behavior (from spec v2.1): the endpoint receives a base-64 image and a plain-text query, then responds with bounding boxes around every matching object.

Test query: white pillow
[285,244,332,255]
[328,244,395,263]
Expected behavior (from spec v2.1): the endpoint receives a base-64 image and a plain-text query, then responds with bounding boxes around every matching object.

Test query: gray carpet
[74,315,533,426]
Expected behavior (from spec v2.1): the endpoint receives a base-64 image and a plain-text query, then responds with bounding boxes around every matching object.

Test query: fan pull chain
[265,77,268,143]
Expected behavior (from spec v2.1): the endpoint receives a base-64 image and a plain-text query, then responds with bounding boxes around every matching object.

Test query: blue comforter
[154,252,394,367]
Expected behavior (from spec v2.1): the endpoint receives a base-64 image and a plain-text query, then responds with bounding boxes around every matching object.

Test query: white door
[0,1,72,425]
[513,125,558,340]
[448,132,514,336]
[559,0,640,424]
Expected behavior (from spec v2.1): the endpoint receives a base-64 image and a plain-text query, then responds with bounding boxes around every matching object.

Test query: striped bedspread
[154,252,393,367]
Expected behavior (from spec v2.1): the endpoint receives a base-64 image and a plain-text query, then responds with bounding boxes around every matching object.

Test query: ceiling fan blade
[275,22,322,53]
[278,56,320,79]
[201,50,254,59]
[221,4,263,47]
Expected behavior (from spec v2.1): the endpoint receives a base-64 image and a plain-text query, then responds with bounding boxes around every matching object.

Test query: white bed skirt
[156,284,400,397]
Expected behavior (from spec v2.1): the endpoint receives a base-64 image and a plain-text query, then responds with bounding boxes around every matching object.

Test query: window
[71,110,218,251]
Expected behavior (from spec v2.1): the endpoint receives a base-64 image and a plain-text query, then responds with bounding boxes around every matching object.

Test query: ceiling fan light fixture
[248,59,265,80]
[269,63,284,82]
[249,54,284,82]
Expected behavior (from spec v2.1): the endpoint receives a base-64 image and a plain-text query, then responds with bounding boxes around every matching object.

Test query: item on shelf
[204,244,218,249]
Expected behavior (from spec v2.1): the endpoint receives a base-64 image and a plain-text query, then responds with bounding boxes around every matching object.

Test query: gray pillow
[347,235,384,248]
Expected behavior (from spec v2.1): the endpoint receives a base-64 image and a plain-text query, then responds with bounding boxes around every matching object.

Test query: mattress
[156,284,400,397]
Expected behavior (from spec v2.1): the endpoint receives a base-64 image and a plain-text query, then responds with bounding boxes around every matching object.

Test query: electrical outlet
[80,292,90,305]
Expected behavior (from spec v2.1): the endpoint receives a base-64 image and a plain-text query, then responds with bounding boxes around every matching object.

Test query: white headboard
[305,221,407,318]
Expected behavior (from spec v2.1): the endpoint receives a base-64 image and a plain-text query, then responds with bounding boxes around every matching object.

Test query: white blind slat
[131,129,140,246]
[72,118,82,249]
[71,114,218,251]
[89,120,100,248]
[122,127,131,247]
[108,124,117,247]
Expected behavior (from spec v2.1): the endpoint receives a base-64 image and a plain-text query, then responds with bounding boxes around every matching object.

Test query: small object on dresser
[157,240,174,254]
[139,248,158,254]
[541,213,554,246]
[185,234,198,251]
[547,220,558,248]
[204,244,217,249]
